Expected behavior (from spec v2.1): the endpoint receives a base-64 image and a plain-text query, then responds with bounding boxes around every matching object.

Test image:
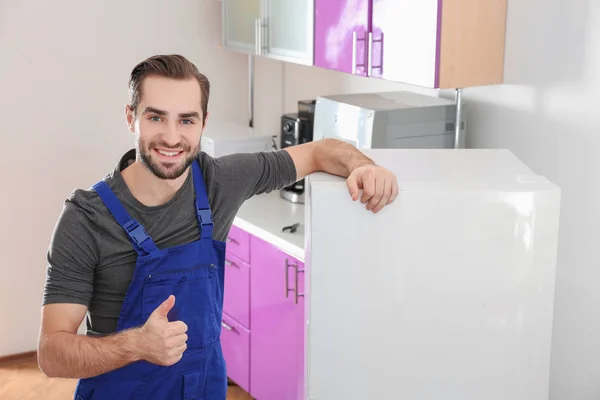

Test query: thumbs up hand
[139,295,189,366]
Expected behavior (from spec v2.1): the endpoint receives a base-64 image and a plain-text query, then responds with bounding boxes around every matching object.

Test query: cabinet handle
[226,237,237,244]
[352,31,357,74]
[352,31,367,75]
[285,259,290,298]
[285,259,304,304]
[367,31,372,75]
[221,321,233,331]
[254,18,261,55]
[368,32,384,76]
[294,263,305,305]
[225,260,237,267]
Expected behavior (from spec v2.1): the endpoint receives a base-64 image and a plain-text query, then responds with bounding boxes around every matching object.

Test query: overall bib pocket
[142,264,220,352]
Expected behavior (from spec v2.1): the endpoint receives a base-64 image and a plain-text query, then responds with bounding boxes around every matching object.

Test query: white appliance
[201,121,273,157]
[304,149,561,400]
[312,91,465,149]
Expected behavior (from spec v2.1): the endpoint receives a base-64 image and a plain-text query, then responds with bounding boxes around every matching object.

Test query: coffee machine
[279,99,315,204]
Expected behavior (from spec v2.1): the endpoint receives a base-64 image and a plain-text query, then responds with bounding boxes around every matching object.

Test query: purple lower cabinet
[314,0,370,76]
[221,313,251,392]
[249,235,305,400]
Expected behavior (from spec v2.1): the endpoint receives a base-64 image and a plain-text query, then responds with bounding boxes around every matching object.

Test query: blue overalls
[74,159,228,400]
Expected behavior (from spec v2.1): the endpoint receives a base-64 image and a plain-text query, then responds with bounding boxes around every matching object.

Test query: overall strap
[191,159,214,240]
[92,181,159,255]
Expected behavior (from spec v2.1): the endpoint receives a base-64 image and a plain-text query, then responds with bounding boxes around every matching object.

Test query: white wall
[0,0,249,356]
[469,2,600,399]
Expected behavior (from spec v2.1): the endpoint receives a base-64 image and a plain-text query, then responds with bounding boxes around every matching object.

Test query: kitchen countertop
[233,191,306,261]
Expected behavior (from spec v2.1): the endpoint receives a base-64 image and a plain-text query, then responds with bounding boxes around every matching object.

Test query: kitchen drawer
[224,251,250,328]
[226,225,250,263]
[221,313,251,393]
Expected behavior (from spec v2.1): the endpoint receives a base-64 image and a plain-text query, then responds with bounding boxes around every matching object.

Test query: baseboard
[0,351,37,366]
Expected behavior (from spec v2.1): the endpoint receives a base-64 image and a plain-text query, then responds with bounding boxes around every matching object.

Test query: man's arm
[284,138,399,213]
[38,296,188,379]
[39,198,188,379]
[38,303,141,378]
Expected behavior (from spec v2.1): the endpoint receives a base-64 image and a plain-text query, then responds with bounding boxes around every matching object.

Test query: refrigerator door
[304,149,561,400]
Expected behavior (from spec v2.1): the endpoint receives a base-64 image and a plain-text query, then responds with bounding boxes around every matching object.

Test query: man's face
[126,75,206,180]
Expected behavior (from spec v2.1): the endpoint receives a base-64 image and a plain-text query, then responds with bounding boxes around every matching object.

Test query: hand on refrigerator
[346,164,398,213]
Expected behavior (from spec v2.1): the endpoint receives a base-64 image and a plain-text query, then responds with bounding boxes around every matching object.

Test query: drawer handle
[221,321,233,331]
[226,237,238,244]
[285,259,289,298]
[285,259,304,304]
[225,260,237,268]
[352,30,367,75]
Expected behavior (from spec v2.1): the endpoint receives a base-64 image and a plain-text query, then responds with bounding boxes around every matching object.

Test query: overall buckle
[198,208,213,225]
[123,219,150,247]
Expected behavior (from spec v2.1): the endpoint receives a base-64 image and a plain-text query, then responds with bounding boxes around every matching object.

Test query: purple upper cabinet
[249,235,305,400]
[370,0,440,87]
[314,0,371,76]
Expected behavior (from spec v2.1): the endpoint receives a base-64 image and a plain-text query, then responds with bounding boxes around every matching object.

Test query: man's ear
[125,104,135,133]
[202,111,210,128]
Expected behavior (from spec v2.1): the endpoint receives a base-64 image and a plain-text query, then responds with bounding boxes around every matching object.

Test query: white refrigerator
[304,149,561,400]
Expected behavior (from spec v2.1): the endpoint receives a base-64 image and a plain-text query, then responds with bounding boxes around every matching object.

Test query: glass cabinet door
[222,0,261,54]
[263,0,314,65]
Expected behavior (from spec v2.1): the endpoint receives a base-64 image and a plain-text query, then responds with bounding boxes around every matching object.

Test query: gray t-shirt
[43,148,296,335]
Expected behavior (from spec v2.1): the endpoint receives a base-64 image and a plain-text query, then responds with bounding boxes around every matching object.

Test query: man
[38,54,398,399]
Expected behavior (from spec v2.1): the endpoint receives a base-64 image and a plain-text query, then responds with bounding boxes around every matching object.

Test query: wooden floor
[0,353,253,400]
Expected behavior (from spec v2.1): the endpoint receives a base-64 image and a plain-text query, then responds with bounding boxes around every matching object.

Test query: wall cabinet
[221,224,305,400]
[221,0,314,65]
[221,0,261,54]
[224,0,507,89]
[314,0,507,88]
[314,0,441,86]
[369,0,440,85]
[313,0,370,77]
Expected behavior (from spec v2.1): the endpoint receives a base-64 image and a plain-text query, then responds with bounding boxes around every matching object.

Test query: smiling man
[37,54,398,400]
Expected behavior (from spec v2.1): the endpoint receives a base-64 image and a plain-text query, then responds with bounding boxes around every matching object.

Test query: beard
[136,137,200,180]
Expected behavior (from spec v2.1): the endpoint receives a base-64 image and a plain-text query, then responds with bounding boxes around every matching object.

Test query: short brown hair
[128,54,210,123]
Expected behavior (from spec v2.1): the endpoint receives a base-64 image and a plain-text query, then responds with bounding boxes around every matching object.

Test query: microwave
[312,91,465,149]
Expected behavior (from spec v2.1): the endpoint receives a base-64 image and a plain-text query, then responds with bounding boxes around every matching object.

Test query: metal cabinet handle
[262,17,268,53]
[368,31,384,76]
[254,18,261,55]
[352,31,357,74]
[285,259,290,298]
[352,31,367,75]
[254,17,266,55]
[222,321,233,331]
[294,264,305,304]
[367,31,372,75]
[225,260,237,267]
[285,259,304,304]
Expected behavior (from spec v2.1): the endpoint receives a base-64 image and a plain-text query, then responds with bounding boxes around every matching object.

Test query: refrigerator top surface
[308,149,558,191]
[317,91,455,111]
